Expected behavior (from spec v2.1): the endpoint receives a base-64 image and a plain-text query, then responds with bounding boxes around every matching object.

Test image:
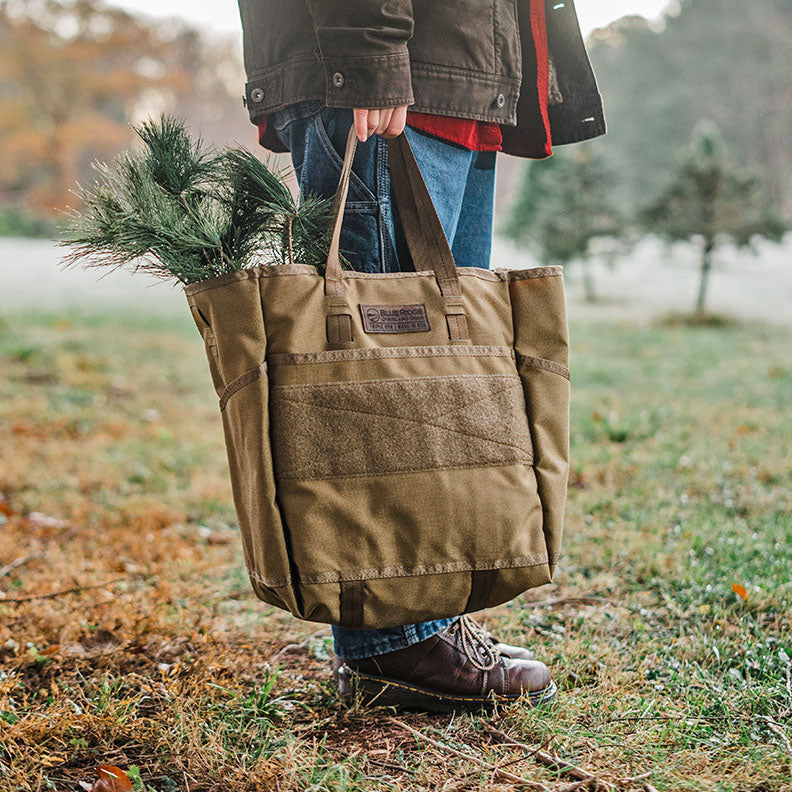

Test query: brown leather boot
[333,615,556,712]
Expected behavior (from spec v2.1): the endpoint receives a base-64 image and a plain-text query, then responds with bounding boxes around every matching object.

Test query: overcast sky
[113,0,674,39]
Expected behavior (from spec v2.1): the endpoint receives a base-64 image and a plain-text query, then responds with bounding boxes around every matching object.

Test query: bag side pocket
[509,271,570,575]
[515,359,570,574]
[188,304,224,397]
[220,365,302,616]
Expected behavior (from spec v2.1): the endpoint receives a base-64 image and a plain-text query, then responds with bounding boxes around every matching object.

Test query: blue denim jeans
[269,100,496,659]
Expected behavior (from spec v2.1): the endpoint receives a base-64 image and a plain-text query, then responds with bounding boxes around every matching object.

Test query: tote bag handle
[324,125,469,342]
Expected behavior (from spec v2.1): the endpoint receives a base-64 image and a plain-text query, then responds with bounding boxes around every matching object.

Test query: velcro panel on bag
[270,374,533,480]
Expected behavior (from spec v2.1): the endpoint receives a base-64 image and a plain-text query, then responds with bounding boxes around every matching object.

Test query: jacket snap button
[496,93,506,108]
[250,87,264,103]
[333,72,345,88]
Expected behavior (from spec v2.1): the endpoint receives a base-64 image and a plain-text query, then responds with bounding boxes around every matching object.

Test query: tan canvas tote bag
[185,125,570,629]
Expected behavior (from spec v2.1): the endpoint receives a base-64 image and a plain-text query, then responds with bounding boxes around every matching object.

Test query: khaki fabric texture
[270,372,533,480]
[184,130,570,628]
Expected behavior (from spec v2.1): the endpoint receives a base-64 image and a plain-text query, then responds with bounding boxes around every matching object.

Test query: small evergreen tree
[504,145,625,302]
[641,121,787,316]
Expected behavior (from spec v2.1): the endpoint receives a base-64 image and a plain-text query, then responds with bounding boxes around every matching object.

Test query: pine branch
[61,115,337,284]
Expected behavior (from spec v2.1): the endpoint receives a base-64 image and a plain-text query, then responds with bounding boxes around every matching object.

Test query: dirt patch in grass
[1,312,791,791]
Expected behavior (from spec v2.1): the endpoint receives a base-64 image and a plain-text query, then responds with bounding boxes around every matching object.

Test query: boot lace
[447,614,500,671]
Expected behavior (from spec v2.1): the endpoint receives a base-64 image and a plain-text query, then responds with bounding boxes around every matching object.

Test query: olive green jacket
[238,0,605,158]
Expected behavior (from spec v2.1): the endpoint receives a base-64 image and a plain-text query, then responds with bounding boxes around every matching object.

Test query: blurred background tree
[503,145,625,302]
[502,0,790,313]
[0,0,249,229]
[640,122,787,316]
[585,0,792,219]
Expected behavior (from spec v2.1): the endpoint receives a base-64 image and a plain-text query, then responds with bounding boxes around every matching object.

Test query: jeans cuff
[332,617,457,660]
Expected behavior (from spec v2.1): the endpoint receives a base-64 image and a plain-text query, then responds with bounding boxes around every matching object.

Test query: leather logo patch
[359,303,431,334]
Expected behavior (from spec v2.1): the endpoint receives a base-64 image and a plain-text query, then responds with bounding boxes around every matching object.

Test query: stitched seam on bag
[516,355,570,380]
[183,267,262,294]
[184,263,557,294]
[507,266,564,280]
[300,555,550,584]
[183,263,315,294]
[248,553,557,587]
[268,345,515,366]
[341,269,507,281]
[183,262,563,295]
[338,269,488,280]
[271,372,519,391]
[278,458,532,481]
[248,572,293,588]
[203,328,218,363]
[219,362,267,411]
[336,267,558,281]
[273,377,532,457]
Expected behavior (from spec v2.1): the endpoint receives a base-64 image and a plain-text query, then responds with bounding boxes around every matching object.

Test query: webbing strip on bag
[339,579,365,628]
[464,569,497,613]
[324,129,357,299]
[446,313,470,342]
[326,313,354,344]
[386,135,461,298]
[387,134,470,340]
[323,126,470,343]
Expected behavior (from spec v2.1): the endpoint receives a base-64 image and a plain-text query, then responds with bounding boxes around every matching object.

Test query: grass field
[1,309,790,792]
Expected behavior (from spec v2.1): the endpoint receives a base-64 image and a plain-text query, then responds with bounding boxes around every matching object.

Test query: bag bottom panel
[274,462,547,601]
[286,564,553,628]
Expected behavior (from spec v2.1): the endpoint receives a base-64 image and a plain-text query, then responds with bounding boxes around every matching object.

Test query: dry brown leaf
[92,765,134,792]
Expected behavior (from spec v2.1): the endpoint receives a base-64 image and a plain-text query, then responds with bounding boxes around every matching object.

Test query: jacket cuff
[321,51,414,109]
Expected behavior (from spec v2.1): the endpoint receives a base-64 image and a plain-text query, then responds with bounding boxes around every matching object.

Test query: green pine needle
[61,115,338,284]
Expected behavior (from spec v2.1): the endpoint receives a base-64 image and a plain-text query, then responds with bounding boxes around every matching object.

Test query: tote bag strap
[324,125,469,342]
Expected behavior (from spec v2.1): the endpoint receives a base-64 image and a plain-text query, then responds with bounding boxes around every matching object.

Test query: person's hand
[353,106,408,142]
